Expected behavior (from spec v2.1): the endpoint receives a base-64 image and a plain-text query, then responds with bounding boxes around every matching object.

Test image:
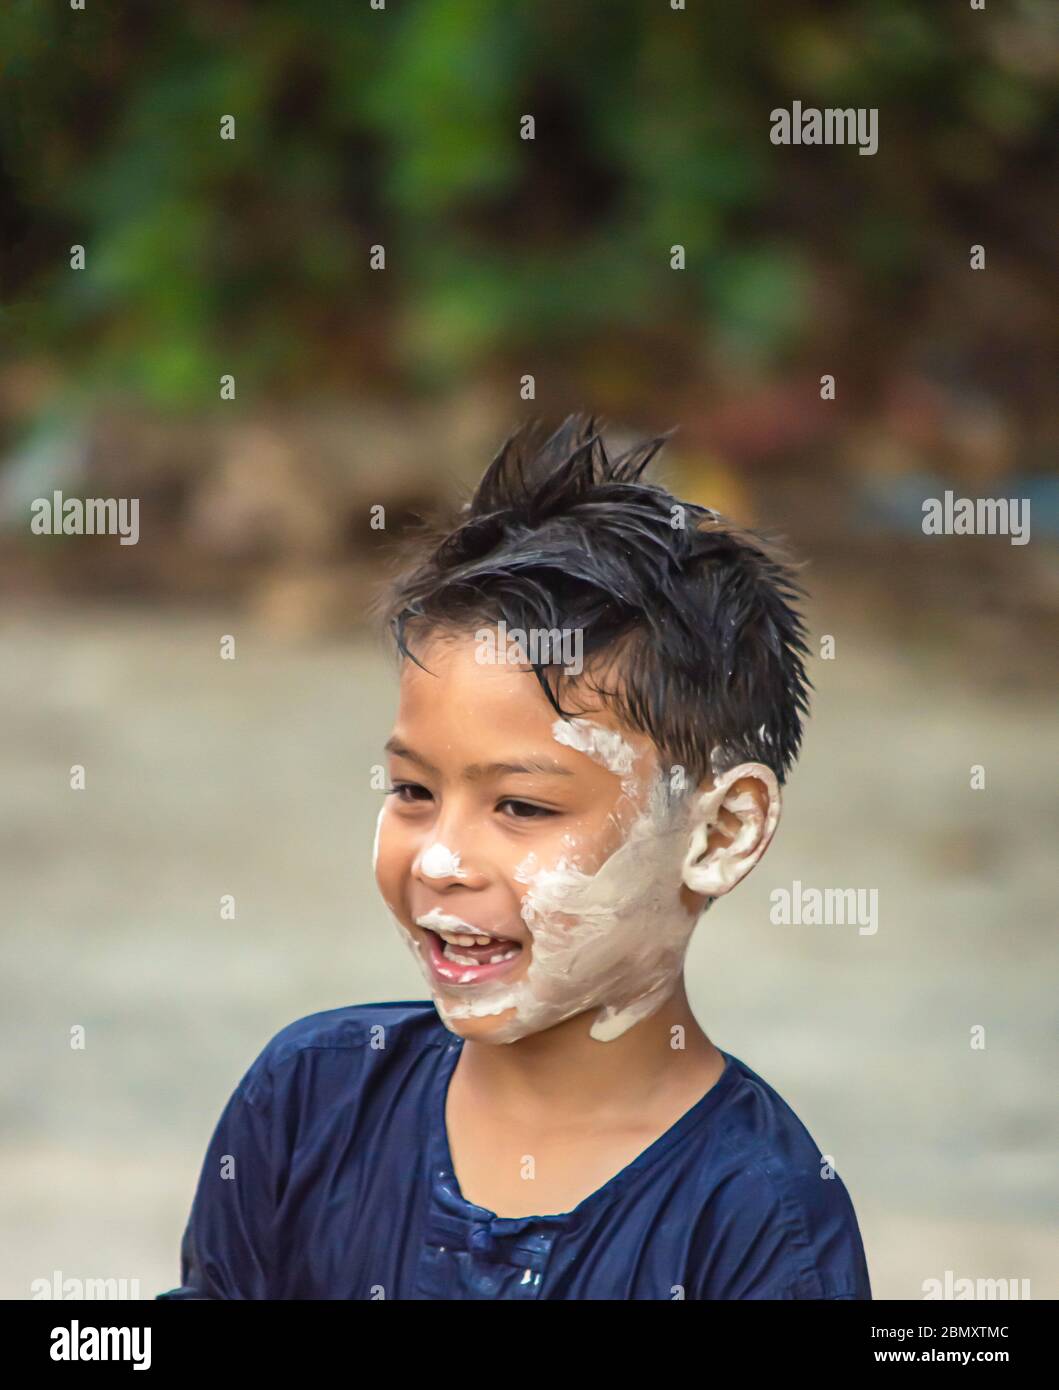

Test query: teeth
[441,943,520,966]
[436,928,494,946]
[443,947,480,965]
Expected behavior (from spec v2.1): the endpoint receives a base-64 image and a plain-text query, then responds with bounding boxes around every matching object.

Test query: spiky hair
[379,413,811,786]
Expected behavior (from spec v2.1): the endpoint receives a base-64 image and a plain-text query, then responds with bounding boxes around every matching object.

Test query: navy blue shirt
[157,1002,871,1300]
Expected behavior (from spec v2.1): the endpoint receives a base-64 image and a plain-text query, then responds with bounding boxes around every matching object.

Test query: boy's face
[374,630,705,1045]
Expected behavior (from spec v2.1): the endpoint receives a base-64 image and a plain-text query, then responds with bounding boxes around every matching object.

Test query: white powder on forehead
[551,718,637,779]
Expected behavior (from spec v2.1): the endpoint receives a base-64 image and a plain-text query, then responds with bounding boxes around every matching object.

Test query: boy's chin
[437,1000,597,1046]
[438,1008,521,1045]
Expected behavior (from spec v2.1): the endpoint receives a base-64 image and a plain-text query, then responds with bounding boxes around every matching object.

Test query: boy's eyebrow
[384,737,573,780]
[384,737,434,771]
[466,758,575,781]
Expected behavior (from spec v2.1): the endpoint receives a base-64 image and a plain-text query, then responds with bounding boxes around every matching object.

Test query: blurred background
[1,0,1056,1300]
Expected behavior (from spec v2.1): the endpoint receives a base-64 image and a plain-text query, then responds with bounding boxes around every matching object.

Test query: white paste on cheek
[514,851,539,882]
[429,717,701,1045]
[419,842,467,879]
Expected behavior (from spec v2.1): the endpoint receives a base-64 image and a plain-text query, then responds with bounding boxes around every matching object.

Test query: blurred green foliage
[0,0,1054,407]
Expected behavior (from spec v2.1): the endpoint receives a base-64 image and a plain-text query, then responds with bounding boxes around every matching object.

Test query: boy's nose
[413,839,473,887]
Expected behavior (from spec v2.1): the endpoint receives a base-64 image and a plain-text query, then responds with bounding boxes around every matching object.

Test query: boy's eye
[387,782,433,804]
[498,798,557,820]
[386,784,556,820]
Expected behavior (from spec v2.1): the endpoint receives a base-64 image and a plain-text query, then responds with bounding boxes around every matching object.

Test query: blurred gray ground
[0,601,1055,1300]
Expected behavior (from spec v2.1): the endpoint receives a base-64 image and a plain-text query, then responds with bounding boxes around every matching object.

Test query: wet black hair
[379,413,811,787]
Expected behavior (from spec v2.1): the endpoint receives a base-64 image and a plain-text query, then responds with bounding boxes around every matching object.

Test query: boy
[158,415,871,1300]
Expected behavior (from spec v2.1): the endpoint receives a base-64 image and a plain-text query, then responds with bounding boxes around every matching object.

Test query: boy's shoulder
[236,999,447,1106]
[714,1050,839,1166]
[688,1051,871,1298]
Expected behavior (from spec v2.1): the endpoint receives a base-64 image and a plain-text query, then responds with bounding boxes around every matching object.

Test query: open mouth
[415,909,525,986]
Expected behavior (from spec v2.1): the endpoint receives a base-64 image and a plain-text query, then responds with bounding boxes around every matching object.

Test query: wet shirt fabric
[157,1002,872,1301]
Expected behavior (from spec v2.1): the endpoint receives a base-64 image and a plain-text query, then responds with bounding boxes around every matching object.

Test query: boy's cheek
[373,816,410,913]
[373,856,398,914]
[548,816,634,877]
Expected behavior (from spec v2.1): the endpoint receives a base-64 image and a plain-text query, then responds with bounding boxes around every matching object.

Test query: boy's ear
[681,763,781,898]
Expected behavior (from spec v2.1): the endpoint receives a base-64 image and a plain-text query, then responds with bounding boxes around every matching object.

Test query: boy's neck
[451,977,721,1129]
